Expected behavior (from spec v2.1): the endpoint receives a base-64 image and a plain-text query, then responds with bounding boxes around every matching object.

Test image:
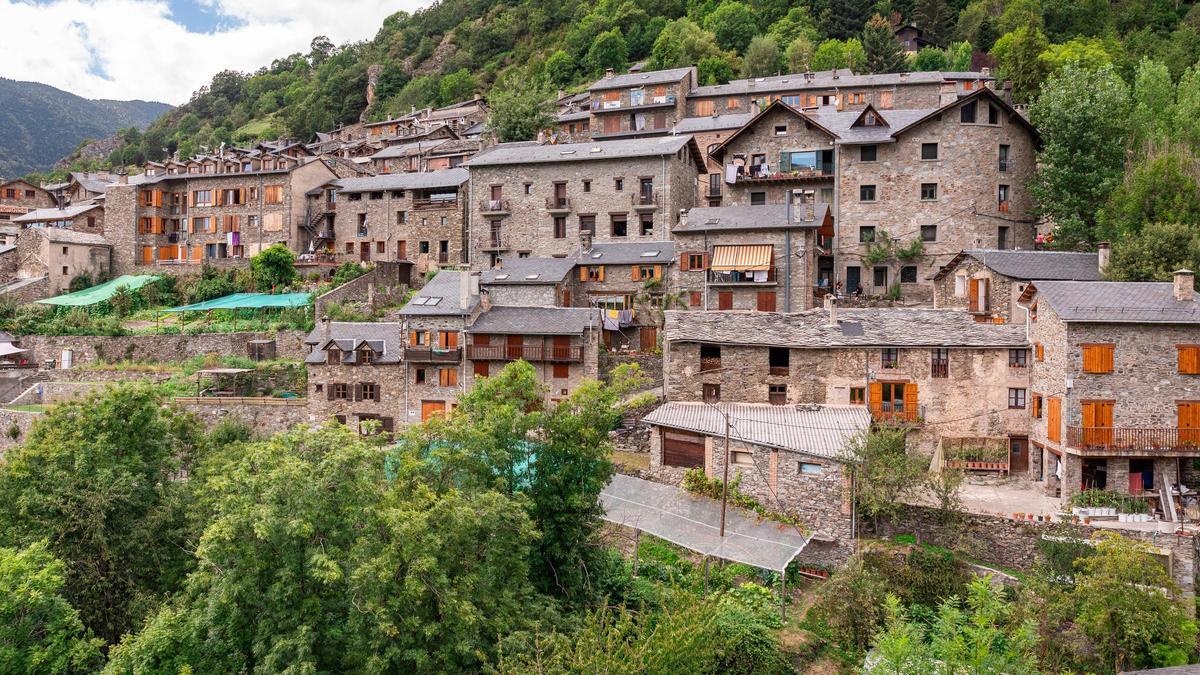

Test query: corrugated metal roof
[1028,280,1200,323]
[644,402,870,459]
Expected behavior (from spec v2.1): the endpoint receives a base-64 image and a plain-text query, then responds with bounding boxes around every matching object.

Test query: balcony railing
[482,233,508,250]
[466,344,582,362]
[413,198,458,210]
[930,361,949,378]
[870,404,922,424]
[479,199,510,215]
[738,163,834,182]
[708,268,777,285]
[1066,426,1200,454]
[546,196,572,212]
[404,347,462,363]
[998,159,1014,172]
[631,192,660,209]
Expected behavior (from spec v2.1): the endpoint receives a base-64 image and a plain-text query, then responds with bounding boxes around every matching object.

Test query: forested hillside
[110,0,1200,168]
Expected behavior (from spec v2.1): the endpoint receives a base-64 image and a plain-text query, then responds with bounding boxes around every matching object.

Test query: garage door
[663,430,706,468]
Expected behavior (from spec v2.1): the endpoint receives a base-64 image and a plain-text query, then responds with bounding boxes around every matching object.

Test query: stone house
[105,155,338,274]
[15,228,111,296]
[644,401,871,565]
[306,168,467,274]
[0,179,56,211]
[673,202,830,313]
[588,67,695,138]
[65,172,112,203]
[554,111,591,143]
[686,69,993,118]
[12,201,105,235]
[304,320,402,434]
[0,205,26,224]
[674,113,755,203]
[465,135,704,266]
[424,139,480,171]
[464,305,601,403]
[575,240,675,350]
[662,304,1031,457]
[931,248,1104,324]
[367,137,463,174]
[398,270,481,424]
[480,256,577,307]
[1019,273,1200,505]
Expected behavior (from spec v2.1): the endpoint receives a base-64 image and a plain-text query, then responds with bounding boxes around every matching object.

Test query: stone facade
[305,361,402,432]
[401,313,472,425]
[15,229,110,297]
[710,105,836,208]
[20,330,310,366]
[673,226,819,313]
[0,179,56,211]
[931,256,1027,323]
[589,68,694,138]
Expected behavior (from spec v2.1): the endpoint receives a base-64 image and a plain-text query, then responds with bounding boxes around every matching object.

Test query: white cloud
[0,0,428,105]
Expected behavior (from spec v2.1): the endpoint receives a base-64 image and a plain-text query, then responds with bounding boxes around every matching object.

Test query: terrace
[1066,426,1200,456]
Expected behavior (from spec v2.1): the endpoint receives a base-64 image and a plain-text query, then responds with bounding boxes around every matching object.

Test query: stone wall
[0,409,42,454]
[176,397,311,438]
[719,105,835,208]
[305,362,404,429]
[673,227,816,312]
[20,330,310,366]
[313,261,411,319]
[600,351,663,388]
[323,183,466,275]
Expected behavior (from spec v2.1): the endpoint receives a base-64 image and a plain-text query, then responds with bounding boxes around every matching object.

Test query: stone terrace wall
[0,409,41,454]
[20,330,310,366]
[313,261,410,319]
[175,397,310,438]
[600,351,663,388]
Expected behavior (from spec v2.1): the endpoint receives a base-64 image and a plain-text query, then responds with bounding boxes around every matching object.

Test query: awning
[710,244,773,271]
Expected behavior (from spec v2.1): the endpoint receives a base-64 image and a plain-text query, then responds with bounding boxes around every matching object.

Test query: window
[756,291,776,312]
[859,226,876,242]
[988,104,1000,125]
[263,185,283,204]
[768,347,789,375]
[1032,393,1043,418]
[700,344,721,371]
[1081,344,1114,373]
[695,100,715,116]
[731,450,754,466]
[881,347,899,368]
[997,225,1009,250]
[579,215,595,234]
[931,348,949,378]
[798,462,824,475]
[1035,343,1045,362]
[376,241,386,253]
[873,266,888,288]
[553,216,566,239]
[438,368,458,387]
[584,266,604,282]
[727,97,741,109]
[1008,388,1027,409]
[920,183,938,201]
[333,383,350,399]
[774,124,788,136]
[415,368,427,384]
[998,184,1010,212]
[369,191,383,200]
[998,144,1010,172]
[614,178,624,191]
[553,363,569,379]
[419,241,430,254]
[1009,349,1028,367]
[900,266,917,283]
[361,382,378,401]
[582,180,591,193]
[640,214,653,236]
[1179,345,1200,374]
[850,387,865,404]
[192,189,212,206]
[750,192,766,206]
[689,290,702,306]
[610,214,627,237]
[859,184,876,202]
[718,290,733,309]
[702,383,720,402]
[61,266,68,275]
[921,143,938,160]
[685,253,707,270]
[960,100,977,123]
[768,384,787,405]
[523,183,532,195]
[860,144,877,162]
[921,225,937,242]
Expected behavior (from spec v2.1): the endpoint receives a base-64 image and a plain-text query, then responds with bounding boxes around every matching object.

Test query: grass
[233,116,282,140]
[7,404,48,413]
[611,450,650,470]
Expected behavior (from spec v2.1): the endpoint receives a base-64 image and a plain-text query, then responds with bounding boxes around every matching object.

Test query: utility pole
[719,411,730,538]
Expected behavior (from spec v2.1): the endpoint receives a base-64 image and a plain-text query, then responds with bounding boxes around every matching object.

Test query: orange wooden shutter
[579,267,588,282]
[631,266,640,281]
[597,266,605,282]
[1179,402,1200,445]
[1180,346,1200,374]
[680,253,690,271]
[903,383,918,412]
[409,331,418,346]
[869,382,883,411]
[141,247,153,264]
[968,278,980,312]
[1082,344,1114,373]
[654,265,662,279]
[1047,398,1061,443]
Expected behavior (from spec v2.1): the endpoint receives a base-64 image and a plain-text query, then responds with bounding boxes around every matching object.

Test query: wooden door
[1081,401,1114,447]
[359,242,370,262]
[1179,402,1200,446]
[718,291,733,310]
[420,400,446,421]
[1009,436,1028,473]
[639,327,657,352]
[1047,397,1061,443]
[552,335,571,360]
[506,334,524,360]
[561,289,571,306]
[662,430,706,468]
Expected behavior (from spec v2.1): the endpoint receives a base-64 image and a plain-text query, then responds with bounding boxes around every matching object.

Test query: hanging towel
[617,309,635,327]
[602,314,620,331]
[725,164,738,184]
[753,270,768,282]
[231,231,240,246]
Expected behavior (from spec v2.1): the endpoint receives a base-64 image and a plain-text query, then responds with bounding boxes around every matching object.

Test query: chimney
[579,230,593,253]
[981,67,992,78]
[459,271,470,309]
[1174,269,1195,302]
[117,172,128,185]
[321,316,331,342]
[604,67,615,79]
[804,72,814,82]
[1097,242,1110,274]
[939,81,957,106]
[469,271,480,298]
[824,294,838,326]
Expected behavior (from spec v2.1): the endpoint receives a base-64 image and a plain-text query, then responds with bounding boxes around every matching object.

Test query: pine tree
[912,0,953,47]
[863,14,908,74]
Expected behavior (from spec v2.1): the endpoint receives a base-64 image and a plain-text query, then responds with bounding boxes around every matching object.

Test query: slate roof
[932,249,1102,282]
[689,69,987,97]
[398,270,479,316]
[466,306,599,335]
[578,240,675,266]
[368,138,449,159]
[334,168,467,193]
[675,203,828,233]
[70,172,111,194]
[805,107,936,143]
[664,308,1028,348]
[12,202,103,223]
[466,135,696,167]
[1025,280,1200,324]
[480,257,576,285]
[557,110,591,123]
[673,112,755,133]
[303,321,402,364]
[32,229,110,246]
[644,402,870,460]
[589,67,693,91]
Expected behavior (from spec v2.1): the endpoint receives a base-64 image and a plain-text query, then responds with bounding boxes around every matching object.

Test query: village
[3,54,1200,672]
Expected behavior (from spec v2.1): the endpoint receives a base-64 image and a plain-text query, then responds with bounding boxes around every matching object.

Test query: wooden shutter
[1047,397,1061,443]
[1179,402,1200,445]
[141,247,153,264]
[868,382,883,413]
[1081,344,1114,373]
[579,267,588,282]
[968,278,980,312]
[1179,346,1200,374]
[654,265,662,279]
[903,383,918,414]
[631,266,640,281]
[718,291,733,310]
[371,383,381,402]
[680,253,690,271]
[327,383,335,400]
[597,266,605,282]
[1035,343,1044,361]
[353,383,363,401]
[756,291,776,312]
[381,417,394,432]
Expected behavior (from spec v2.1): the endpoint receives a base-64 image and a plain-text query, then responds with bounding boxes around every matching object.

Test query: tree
[438,68,478,106]
[698,55,738,85]
[991,25,1049,103]
[0,386,201,645]
[813,38,865,71]
[913,0,954,46]
[912,46,948,71]
[843,428,927,528]
[824,0,873,40]
[1070,533,1198,672]
[863,14,909,74]
[486,73,555,143]
[1172,65,1200,149]
[946,41,973,71]
[742,35,782,77]
[767,6,819,46]
[651,18,725,68]
[1029,64,1130,249]
[1038,37,1114,73]
[786,36,815,72]
[544,50,577,87]
[705,2,758,53]
[1105,222,1200,282]
[0,542,104,674]
[1097,147,1200,240]
[250,243,297,291]
[1126,59,1173,153]
[586,29,629,76]
[104,424,544,673]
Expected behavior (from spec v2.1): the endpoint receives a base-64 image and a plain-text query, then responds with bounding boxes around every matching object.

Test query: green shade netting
[163,292,312,313]
[37,275,161,306]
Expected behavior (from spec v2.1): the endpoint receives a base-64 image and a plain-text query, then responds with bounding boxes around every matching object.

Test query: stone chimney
[321,315,331,342]
[117,172,128,185]
[824,294,838,326]
[981,67,991,78]
[1174,269,1195,302]
[579,230,593,254]
[469,271,480,298]
[604,67,615,79]
[1097,242,1110,274]
[459,271,470,309]
[939,81,957,106]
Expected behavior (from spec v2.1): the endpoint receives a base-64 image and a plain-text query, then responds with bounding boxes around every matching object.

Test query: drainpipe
[832,142,840,290]
[784,189,793,312]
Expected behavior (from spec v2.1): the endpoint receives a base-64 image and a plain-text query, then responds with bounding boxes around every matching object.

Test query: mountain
[0,78,171,178]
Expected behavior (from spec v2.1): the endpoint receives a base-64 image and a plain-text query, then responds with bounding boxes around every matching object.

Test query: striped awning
[710,244,773,271]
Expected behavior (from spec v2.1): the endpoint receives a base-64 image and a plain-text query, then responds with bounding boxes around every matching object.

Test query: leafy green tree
[786,36,815,71]
[1105,222,1200,282]
[863,13,909,73]
[651,18,726,68]
[1070,532,1198,672]
[991,24,1049,102]
[437,68,478,106]
[698,55,738,84]
[1097,147,1200,240]
[0,386,201,645]
[1043,0,1111,41]
[1128,58,1174,152]
[487,73,555,142]
[913,0,955,46]
[0,542,104,674]
[104,424,543,673]
[250,242,297,291]
[767,6,819,46]
[705,2,758,53]
[742,35,782,76]
[843,428,927,528]
[956,2,1000,52]
[1039,37,1115,73]
[813,39,853,70]
[1029,64,1130,248]
[824,0,873,40]
[586,29,629,76]
[1172,64,1200,149]
[912,46,949,71]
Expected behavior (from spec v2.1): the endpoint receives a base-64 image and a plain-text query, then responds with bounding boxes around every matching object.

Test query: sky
[0,0,431,105]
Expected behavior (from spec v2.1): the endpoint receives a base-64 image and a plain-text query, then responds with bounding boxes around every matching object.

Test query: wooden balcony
[737,164,834,184]
[707,268,777,285]
[412,198,458,211]
[1066,426,1200,455]
[404,347,462,363]
[481,233,509,251]
[466,344,582,362]
[546,196,572,214]
[478,199,510,215]
[870,404,921,425]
